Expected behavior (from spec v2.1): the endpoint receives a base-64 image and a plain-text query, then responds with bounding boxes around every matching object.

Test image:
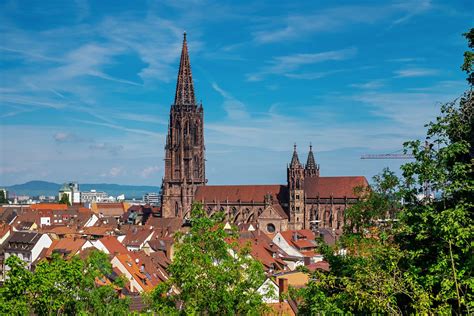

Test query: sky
[0,0,472,187]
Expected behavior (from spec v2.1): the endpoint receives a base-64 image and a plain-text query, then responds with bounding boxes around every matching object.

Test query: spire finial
[290,143,301,168]
[183,31,187,41]
[309,142,312,151]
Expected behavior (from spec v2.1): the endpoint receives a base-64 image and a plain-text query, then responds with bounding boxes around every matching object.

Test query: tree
[344,168,401,236]
[59,192,71,206]
[297,29,473,314]
[0,250,130,315]
[147,203,268,315]
[0,190,7,203]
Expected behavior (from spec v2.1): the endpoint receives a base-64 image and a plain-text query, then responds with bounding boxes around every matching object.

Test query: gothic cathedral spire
[305,143,319,177]
[162,33,206,219]
[174,32,196,106]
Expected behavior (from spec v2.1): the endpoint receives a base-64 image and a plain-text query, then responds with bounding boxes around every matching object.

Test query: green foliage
[297,29,474,314]
[147,203,268,315]
[59,192,71,206]
[344,168,401,235]
[461,28,474,85]
[0,250,130,315]
[0,190,7,203]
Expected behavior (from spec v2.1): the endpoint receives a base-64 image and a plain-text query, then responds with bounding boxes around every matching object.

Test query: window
[296,194,300,200]
[296,207,300,212]
[267,223,276,233]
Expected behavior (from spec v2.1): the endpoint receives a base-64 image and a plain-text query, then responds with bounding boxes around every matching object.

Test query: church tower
[287,144,305,230]
[162,33,206,218]
[305,144,320,177]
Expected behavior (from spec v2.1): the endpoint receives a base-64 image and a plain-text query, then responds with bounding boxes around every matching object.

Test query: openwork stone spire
[306,143,316,170]
[305,143,319,177]
[290,144,301,168]
[174,32,196,106]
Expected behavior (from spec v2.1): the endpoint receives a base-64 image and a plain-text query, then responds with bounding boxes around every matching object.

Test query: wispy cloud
[76,119,162,137]
[211,83,249,120]
[253,1,433,44]
[350,79,386,89]
[394,68,438,78]
[89,142,124,155]
[140,166,160,178]
[101,166,124,178]
[247,47,356,81]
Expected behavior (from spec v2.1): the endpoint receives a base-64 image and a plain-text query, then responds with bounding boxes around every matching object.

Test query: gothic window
[175,202,179,217]
[207,207,213,215]
[232,207,237,216]
[194,156,199,178]
[296,206,300,212]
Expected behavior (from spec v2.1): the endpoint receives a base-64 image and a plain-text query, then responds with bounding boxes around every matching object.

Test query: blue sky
[0,0,472,186]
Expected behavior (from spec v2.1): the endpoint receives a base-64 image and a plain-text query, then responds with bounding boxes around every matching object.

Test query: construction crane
[361,142,433,198]
[361,153,415,159]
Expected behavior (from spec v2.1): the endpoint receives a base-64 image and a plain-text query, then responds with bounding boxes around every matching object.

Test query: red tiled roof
[304,176,368,198]
[46,237,87,257]
[83,226,113,236]
[122,227,154,247]
[114,253,159,292]
[280,230,317,251]
[31,203,69,211]
[99,236,129,255]
[195,185,288,203]
[307,260,330,272]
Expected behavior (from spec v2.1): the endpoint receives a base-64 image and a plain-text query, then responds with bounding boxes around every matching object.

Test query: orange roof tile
[99,236,129,255]
[31,203,69,211]
[46,237,87,258]
[114,253,159,292]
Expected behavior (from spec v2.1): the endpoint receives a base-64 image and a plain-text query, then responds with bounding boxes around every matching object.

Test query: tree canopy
[296,28,473,315]
[0,250,130,315]
[147,203,269,315]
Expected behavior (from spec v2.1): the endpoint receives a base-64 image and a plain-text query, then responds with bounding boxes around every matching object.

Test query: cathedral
[161,34,368,234]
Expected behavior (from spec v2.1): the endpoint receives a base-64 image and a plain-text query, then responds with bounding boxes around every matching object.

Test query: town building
[143,192,160,205]
[81,189,108,203]
[2,231,52,275]
[58,182,80,204]
[160,33,368,235]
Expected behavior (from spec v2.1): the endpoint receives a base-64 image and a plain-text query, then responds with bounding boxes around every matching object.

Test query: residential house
[2,231,52,276]
[111,253,160,293]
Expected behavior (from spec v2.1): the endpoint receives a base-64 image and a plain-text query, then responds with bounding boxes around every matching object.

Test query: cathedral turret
[162,33,206,219]
[287,144,305,230]
[305,143,320,177]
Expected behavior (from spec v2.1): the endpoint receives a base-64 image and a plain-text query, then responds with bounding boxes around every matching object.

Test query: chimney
[278,278,288,302]
[303,256,311,266]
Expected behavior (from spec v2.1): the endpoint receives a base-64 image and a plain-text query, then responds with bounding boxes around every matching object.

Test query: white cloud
[247,47,356,81]
[102,167,124,178]
[211,83,249,120]
[394,68,438,78]
[140,166,160,178]
[253,1,433,44]
[350,80,386,89]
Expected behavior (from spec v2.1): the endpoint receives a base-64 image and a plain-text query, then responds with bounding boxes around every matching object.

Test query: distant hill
[3,181,160,199]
